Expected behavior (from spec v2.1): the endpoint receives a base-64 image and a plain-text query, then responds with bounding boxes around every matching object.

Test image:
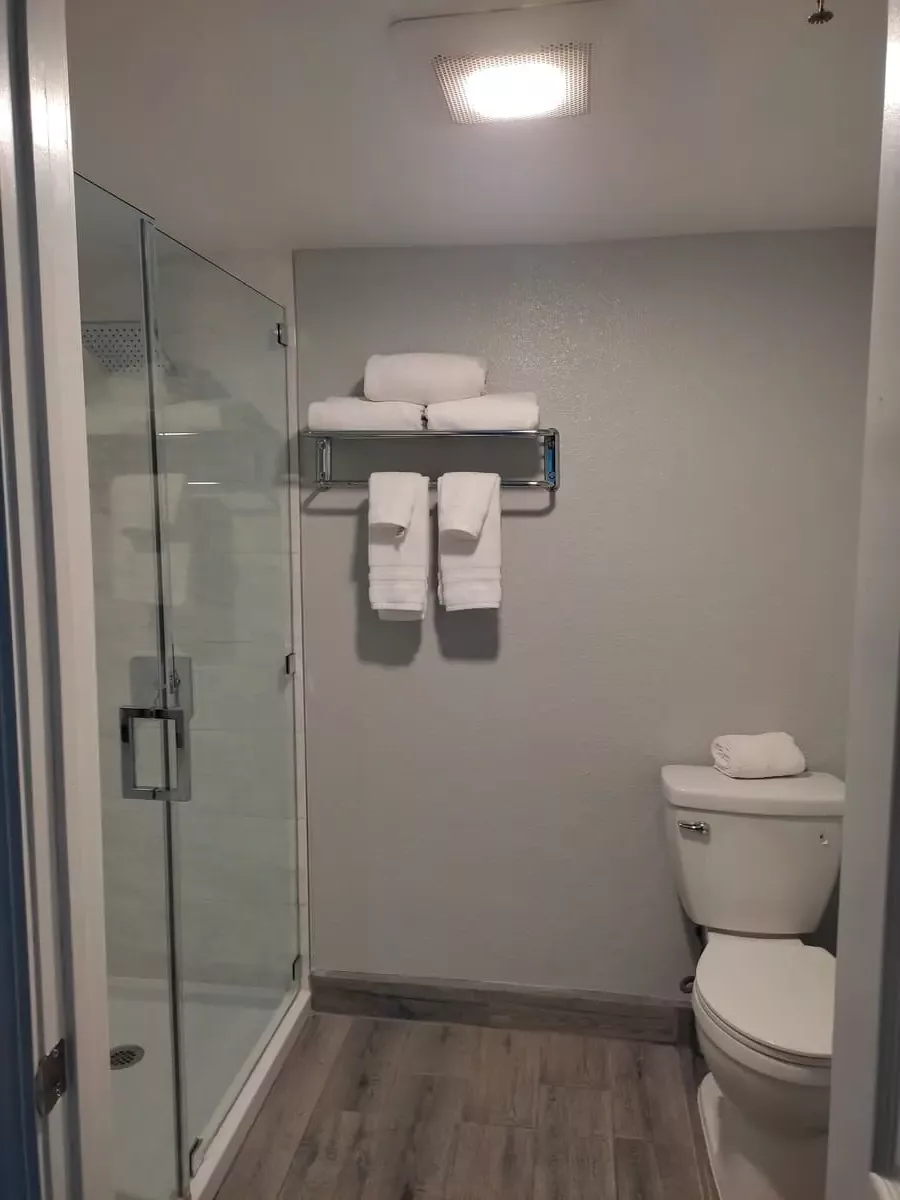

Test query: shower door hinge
[285,650,296,677]
[276,322,292,348]
[189,1137,205,1177]
[35,1039,67,1117]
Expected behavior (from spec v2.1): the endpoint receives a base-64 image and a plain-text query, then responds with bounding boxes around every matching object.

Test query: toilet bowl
[661,765,844,1200]
[693,934,833,1136]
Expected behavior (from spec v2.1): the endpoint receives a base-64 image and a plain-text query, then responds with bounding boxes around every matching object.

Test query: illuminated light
[463,61,567,121]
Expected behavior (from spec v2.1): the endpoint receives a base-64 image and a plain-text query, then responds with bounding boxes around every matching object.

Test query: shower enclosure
[74,176,304,1200]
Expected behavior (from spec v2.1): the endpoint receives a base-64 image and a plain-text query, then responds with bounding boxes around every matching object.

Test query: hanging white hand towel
[438,472,501,611]
[364,353,487,404]
[368,472,430,621]
[711,733,807,779]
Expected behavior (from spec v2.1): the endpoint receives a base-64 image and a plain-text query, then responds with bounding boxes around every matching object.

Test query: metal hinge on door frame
[285,650,296,677]
[276,322,292,348]
[35,1039,67,1117]
[189,1137,205,1178]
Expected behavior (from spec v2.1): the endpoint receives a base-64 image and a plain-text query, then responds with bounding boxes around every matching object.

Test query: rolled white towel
[711,733,807,779]
[364,353,487,404]
[307,397,425,431]
[426,394,539,431]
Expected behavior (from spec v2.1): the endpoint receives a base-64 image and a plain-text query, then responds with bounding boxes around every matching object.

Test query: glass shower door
[76,176,181,1200]
[77,175,300,1198]
[146,229,300,1172]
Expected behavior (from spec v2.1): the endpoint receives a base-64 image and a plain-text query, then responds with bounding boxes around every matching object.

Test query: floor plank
[678,1048,719,1200]
[277,1109,362,1200]
[383,1073,469,1196]
[609,1040,695,1146]
[540,1031,609,1089]
[443,1123,536,1200]
[609,1041,651,1140]
[638,1043,696,1146]
[403,1020,480,1079]
[463,1028,540,1128]
[535,1077,616,1200]
[538,1084,612,1139]
[217,1013,351,1200]
[655,1143,708,1200]
[315,1017,411,1118]
[614,1136,662,1200]
[534,1134,618,1200]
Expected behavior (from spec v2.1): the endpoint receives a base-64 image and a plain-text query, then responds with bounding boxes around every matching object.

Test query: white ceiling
[67,0,887,253]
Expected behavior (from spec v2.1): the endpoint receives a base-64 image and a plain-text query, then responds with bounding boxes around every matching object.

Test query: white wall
[295,229,873,1001]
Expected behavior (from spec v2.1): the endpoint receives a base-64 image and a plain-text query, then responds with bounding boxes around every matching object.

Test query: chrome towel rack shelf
[300,428,560,492]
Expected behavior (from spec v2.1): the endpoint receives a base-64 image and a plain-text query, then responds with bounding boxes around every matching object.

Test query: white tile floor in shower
[109,976,290,1200]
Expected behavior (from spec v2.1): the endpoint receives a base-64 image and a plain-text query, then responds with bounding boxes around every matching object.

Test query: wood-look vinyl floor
[216,1015,717,1200]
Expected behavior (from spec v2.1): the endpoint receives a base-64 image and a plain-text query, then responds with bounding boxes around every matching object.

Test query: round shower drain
[110,1044,145,1071]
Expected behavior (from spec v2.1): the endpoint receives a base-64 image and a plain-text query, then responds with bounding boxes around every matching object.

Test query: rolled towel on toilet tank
[307,397,425,431]
[711,733,807,779]
[364,353,487,404]
[426,393,539,431]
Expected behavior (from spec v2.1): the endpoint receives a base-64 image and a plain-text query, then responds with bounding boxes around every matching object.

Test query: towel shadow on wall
[432,527,500,662]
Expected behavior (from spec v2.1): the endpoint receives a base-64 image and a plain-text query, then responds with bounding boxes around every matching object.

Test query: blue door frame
[0,450,42,1198]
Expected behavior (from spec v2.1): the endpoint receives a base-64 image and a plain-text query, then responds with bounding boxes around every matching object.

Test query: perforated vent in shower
[82,322,146,373]
[433,43,591,125]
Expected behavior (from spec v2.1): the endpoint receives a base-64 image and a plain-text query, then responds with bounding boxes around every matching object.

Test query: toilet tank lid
[661,765,845,816]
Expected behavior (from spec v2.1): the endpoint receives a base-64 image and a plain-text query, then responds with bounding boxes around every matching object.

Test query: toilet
[661,765,844,1200]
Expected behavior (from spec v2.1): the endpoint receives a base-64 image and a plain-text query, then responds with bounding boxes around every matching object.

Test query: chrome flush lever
[677,819,710,836]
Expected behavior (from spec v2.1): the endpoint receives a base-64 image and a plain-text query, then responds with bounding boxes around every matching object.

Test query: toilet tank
[662,766,844,935]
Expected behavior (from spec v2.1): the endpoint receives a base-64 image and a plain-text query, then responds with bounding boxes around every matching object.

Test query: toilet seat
[694,935,834,1068]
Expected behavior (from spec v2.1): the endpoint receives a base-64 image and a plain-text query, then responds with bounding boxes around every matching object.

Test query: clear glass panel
[148,229,299,1161]
[75,177,179,1200]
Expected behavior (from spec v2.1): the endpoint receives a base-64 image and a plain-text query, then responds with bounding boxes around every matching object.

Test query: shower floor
[109,976,289,1200]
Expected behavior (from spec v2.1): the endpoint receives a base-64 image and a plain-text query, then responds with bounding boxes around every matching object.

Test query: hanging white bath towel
[368,472,430,621]
[438,472,501,611]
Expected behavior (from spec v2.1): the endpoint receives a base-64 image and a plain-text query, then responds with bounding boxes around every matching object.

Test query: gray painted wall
[295,230,873,1001]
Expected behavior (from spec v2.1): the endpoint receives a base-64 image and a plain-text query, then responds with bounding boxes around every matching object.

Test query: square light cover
[433,43,591,125]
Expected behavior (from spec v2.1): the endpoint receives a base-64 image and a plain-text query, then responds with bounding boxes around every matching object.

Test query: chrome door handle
[677,819,710,836]
[119,706,191,802]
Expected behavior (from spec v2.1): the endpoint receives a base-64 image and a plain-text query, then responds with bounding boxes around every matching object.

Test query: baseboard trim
[310,970,693,1044]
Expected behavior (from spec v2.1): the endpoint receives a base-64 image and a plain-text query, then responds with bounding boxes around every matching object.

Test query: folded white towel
[438,472,501,611]
[308,397,425,431]
[711,733,807,779]
[426,393,539,431]
[369,472,422,538]
[369,473,430,621]
[437,472,497,539]
[364,353,487,405]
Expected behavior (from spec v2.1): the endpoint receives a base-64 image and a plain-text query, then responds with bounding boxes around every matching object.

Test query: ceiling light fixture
[464,60,567,121]
[434,44,591,125]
